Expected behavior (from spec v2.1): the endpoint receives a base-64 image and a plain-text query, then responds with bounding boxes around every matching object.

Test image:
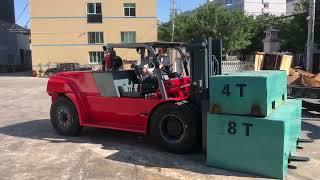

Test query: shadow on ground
[302,121,320,140]
[0,119,258,178]
[302,109,320,119]
[302,109,320,140]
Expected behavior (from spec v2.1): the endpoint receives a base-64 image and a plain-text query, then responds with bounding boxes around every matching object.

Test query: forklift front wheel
[150,103,198,154]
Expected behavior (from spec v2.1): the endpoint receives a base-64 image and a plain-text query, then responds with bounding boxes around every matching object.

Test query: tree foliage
[158,4,254,54]
[242,15,289,54]
[158,0,319,55]
[281,0,320,53]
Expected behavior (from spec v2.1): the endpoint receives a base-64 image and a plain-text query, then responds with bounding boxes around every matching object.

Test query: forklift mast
[187,38,222,105]
[187,38,222,150]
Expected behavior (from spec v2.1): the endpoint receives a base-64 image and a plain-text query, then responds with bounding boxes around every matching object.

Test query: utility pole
[306,0,316,72]
[171,0,177,42]
[169,0,177,67]
[206,0,211,13]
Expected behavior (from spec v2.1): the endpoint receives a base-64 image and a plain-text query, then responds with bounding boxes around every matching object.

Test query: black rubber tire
[150,103,198,154]
[50,97,82,136]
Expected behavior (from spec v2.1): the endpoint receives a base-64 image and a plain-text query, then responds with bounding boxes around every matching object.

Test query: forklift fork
[298,138,314,143]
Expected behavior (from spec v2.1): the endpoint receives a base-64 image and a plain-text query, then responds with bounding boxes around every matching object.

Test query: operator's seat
[132,64,159,95]
[112,56,123,71]
[113,70,143,98]
[117,86,142,98]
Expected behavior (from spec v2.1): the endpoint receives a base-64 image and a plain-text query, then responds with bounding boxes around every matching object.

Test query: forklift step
[288,156,310,163]
[298,138,314,143]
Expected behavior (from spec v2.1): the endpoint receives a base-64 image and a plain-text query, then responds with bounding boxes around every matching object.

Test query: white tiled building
[211,0,287,16]
[286,0,299,15]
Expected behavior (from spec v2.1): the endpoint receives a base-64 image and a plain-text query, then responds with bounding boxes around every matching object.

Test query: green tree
[280,0,320,53]
[242,14,290,54]
[280,15,307,53]
[158,0,319,55]
[158,4,255,54]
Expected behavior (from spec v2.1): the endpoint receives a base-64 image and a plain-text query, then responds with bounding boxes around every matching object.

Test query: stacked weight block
[209,71,287,117]
[207,71,302,179]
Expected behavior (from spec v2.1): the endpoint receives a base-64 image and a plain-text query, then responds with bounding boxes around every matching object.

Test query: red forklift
[47,38,222,153]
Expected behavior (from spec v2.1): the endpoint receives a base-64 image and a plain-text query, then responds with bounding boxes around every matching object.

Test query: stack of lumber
[288,69,320,87]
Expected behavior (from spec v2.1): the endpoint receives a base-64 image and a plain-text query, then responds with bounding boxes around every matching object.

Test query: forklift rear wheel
[50,97,82,136]
[150,103,198,154]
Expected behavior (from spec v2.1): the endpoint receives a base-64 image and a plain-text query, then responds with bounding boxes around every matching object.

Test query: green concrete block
[209,70,287,117]
[268,99,301,155]
[288,99,302,154]
[293,99,302,151]
[206,101,299,179]
[295,99,302,139]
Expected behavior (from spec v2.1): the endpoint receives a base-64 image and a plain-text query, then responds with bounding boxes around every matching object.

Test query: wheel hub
[160,115,185,143]
[57,107,72,128]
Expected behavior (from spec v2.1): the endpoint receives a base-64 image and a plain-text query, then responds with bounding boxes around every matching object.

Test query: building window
[87,3,102,23]
[88,32,104,44]
[124,3,136,17]
[225,0,232,6]
[8,54,15,65]
[121,32,136,43]
[89,51,104,64]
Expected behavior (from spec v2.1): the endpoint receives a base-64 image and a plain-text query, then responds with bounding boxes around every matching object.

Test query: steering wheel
[133,65,144,82]
[160,64,173,75]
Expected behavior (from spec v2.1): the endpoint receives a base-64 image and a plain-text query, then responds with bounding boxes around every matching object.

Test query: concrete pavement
[0,75,319,180]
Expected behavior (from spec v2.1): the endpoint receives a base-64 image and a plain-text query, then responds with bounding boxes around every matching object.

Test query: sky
[14,0,206,27]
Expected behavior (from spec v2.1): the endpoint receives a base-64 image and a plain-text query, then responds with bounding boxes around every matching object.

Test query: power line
[10,1,30,30]
[16,1,29,22]
[210,9,308,29]
[24,19,30,28]
[250,12,308,24]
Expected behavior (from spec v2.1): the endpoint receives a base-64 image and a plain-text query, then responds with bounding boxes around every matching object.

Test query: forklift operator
[142,48,168,75]
[157,48,169,68]
[142,63,154,76]
[103,49,123,72]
